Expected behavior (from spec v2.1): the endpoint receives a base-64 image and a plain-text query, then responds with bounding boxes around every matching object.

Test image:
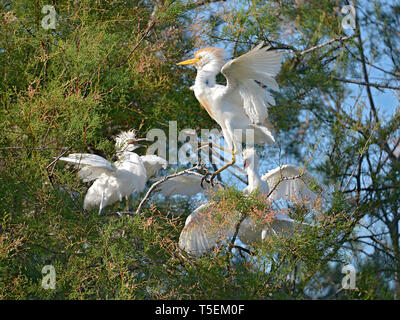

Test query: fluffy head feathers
[114,129,139,153]
[193,47,225,71]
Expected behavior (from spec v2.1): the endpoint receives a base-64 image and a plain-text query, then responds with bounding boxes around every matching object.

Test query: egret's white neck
[246,162,264,192]
[195,68,218,89]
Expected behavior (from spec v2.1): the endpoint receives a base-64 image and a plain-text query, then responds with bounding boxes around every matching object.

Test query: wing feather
[140,155,168,179]
[59,153,115,182]
[261,165,318,203]
[179,203,236,257]
[221,42,282,124]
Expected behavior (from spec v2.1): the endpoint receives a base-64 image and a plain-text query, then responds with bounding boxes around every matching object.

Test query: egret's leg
[125,195,130,211]
[210,143,237,176]
[211,123,238,181]
[201,140,238,187]
[99,190,106,215]
[197,141,232,154]
[199,123,240,187]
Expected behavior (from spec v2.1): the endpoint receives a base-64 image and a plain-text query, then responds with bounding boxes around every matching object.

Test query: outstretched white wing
[157,175,221,198]
[180,203,303,253]
[140,155,168,179]
[238,213,297,245]
[221,42,282,124]
[261,165,318,203]
[59,153,115,182]
[179,203,236,257]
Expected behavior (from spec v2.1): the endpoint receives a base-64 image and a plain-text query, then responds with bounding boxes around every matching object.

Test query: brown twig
[333,77,400,90]
[46,146,72,188]
[299,35,355,55]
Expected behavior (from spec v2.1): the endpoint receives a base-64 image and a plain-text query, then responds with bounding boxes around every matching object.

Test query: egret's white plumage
[178,202,236,257]
[177,148,318,256]
[140,155,168,180]
[261,164,318,203]
[157,175,221,199]
[59,130,149,214]
[177,43,282,170]
[82,153,147,213]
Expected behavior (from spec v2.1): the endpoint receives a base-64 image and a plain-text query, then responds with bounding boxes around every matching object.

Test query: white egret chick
[176,148,318,256]
[59,130,147,214]
[238,148,316,245]
[177,43,282,183]
[115,130,168,179]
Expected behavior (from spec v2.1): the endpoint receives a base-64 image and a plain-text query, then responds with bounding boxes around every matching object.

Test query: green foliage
[1,0,399,299]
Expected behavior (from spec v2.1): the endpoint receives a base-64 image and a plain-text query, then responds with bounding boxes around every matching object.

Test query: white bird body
[193,84,274,148]
[81,153,147,212]
[58,130,152,214]
[176,148,318,256]
[140,155,168,180]
[178,43,281,151]
[60,151,147,214]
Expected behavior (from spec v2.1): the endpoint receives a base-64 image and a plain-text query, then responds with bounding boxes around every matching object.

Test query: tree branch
[191,0,226,7]
[135,165,206,215]
[333,77,400,90]
[299,35,355,55]
[46,147,72,188]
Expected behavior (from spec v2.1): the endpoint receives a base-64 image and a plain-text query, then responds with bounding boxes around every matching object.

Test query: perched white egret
[59,130,166,214]
[115,130,168,178]
[173,148,318,257]
[177,43,282,182]
[237,148,316,245]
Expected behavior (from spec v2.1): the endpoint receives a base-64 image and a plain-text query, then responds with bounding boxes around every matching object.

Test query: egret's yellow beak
[176,57,200,65]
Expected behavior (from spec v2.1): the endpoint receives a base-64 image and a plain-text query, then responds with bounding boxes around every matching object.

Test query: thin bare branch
[299,35,355,55]
[46,147,72,188]
[333,77,400,90]
[135,165,206,215]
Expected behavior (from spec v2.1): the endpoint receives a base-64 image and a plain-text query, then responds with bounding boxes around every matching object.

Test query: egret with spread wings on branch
[114,130,168,178]
[160,148,318,257]
[177,42,282,185]
[58,130,167,214]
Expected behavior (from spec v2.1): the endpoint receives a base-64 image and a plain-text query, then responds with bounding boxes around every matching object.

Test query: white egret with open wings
[177,43,282,183]
[59,130,167,214]
[160,148,318,257]
[237,148,316,245]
